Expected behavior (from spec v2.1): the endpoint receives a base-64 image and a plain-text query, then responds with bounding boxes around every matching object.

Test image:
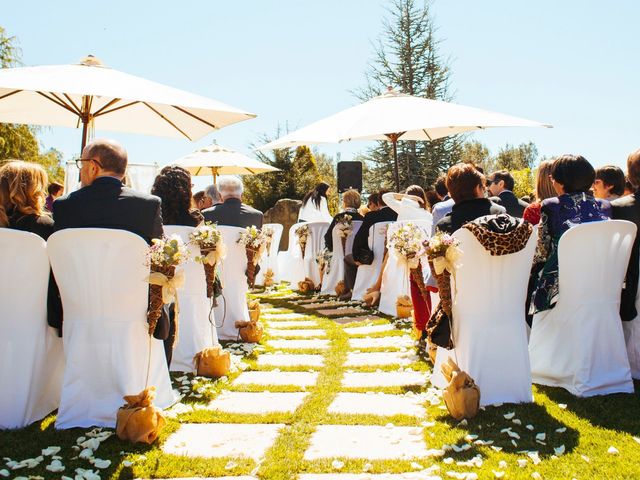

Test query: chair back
[379,220,431,316]
[449,226,538,405]
[164,225,217,372]
[214,226,250,340]
[319,220,362,294]
[277,222,306,284]
[47,228,174,428]
[0,229,63,428]
[257,223,283,285]
[302,221,330,286]
[352,221,393,301]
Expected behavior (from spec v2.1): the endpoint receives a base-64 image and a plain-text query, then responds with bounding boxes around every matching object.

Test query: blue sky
[3,0,639,189]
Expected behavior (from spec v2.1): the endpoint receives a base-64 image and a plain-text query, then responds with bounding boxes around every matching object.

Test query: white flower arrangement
[237,225,265,250]
[336,214,353,238]
[315,247,333,275]
[146,234,189,268]
[386,223,429,269]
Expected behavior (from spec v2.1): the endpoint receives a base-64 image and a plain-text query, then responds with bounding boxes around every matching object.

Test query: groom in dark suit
[53,139,163,244]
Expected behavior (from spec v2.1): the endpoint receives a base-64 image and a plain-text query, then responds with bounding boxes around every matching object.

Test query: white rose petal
[491,446,503,452]
[512,419,522,425]
[554,445,565,456]
[224,461,238,470]
[517,459,528,468]
[0,470,8,478]
[411,462,423,470]
[444,457,454,464]
[633,436,640,444]
[122,461,133,467]
[363,462,373,472]
[581,455,590,463]
[80,438,100,451]
[79,449,94,460]
[498,460,508,469]
[92,459,111,469]
[608,446,619,455]
[331,460,344,470]
[556,427,567,433]
[42,447,61,457]
[536,433,546,441]
[45,460,65,473]
[492,471,505,479]
[532,472,542,479]
[503,412,516,419]
[526,424,535,431]
[558,403,567,409]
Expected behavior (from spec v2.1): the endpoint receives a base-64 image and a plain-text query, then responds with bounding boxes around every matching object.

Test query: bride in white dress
[298,182,333,223]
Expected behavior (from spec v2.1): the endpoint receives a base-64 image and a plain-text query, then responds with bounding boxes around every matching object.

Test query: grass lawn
[1,284,639,479]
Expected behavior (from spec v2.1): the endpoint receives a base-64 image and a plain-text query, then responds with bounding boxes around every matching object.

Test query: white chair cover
[320,221,363,295]
[164,226,218,373]
[433,227,537,406]
[215,226,250,341]
[302,221,330,287]
[277,222,306,285]
[256,223,284,286]
[48,229,175,429]
[352,222,393,301]
[529,220,636,396]
[0,230,64,429]
[623,245,640,379]
[379,220,432,316]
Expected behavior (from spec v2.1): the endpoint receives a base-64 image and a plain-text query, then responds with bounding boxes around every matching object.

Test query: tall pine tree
[356,0,462,191]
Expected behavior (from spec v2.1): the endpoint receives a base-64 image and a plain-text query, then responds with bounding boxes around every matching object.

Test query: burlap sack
[236,319,264,343]
[116,387,166,444]
[441,358,480,420]
[194,345,230,378]
[395,294,413,318]
[248,299,261,323]
[298,277,315,293]
[335,281,347,297]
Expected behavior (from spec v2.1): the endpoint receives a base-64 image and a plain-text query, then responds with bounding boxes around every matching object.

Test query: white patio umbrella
[174,142,279,183]
[259,88,552,190]
[0,55,256,153]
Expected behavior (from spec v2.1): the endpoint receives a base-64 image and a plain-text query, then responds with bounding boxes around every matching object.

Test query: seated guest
[53,139,163,244]
[425,189,440,210]
[612,149,640,323]
[523,159,556,225]
[431,174,455,234]
[359,192,380,217]
[45,182,64,212]
[593,165,625,201]
[624,176,635,196]
[205,184,222,207]
[193,191,209,211]
[531,154,611,314]
[152,166,203,227]
[436,164,505,234]
[486,170,529,217]
[324,189,363,252]
[151,165,202,364]
[342,189,398,298]
[298,182,333,223]
[0,160,63,334]
[203,176,263,228]
[382,185,432,221]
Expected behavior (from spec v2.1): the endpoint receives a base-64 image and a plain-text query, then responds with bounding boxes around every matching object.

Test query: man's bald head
[83,139,128,177]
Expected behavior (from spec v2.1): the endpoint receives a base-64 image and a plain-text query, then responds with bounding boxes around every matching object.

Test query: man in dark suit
[486,170,528,218]
[437,163,505,234]
[342,190,398,297]
[203,176,263,228]
[612,149,640,323]
[53,139,163,244]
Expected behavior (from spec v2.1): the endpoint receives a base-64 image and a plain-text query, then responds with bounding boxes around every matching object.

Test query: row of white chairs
[431,220,638,405]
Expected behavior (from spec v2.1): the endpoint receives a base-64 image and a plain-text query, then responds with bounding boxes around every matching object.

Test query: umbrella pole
[388,133,401,192]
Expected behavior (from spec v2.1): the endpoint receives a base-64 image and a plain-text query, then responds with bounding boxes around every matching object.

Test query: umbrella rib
[142,102,192,140]
[172,105,219,129]
[0,89,21,101]
[36,91,78,115]
[62,93,83,116]
[94,100,140,117]
[92,98,122,116]
[421,129,433,141]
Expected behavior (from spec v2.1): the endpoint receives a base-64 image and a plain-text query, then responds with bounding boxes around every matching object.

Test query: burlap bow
[147,269,185,304]
[432,245,462,276]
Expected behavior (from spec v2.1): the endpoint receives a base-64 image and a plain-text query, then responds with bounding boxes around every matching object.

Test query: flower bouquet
[387,223,429,318]
[237,226,266,288]
[190,222,225,298]
[315,247,332,288]
[335,214,353,253]
[295,224,310,259]
[146,235,188,335]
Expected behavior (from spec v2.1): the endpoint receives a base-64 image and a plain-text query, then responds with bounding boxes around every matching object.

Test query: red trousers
[410,275,432,331]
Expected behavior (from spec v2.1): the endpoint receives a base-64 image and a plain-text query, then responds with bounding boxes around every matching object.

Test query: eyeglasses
[75,157,103,170]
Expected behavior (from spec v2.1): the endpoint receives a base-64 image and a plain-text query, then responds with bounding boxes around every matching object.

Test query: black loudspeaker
[337,161,363,193]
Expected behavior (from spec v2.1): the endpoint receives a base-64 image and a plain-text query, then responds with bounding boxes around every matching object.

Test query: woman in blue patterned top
[531,154,611,314]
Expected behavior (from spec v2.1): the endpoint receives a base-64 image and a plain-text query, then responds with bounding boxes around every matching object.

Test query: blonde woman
[0,160,54,239]
[0,160,63,333]
[523,159,556,225]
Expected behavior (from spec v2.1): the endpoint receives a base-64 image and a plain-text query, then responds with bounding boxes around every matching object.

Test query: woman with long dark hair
[151,165,203,227]
[298,182,332,223]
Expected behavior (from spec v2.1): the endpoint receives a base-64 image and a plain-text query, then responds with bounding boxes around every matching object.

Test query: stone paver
[299,475,440,480]
[342,371,426,388]
[267,339,330,350]
[207,391,308,414]
[304,425,428,460]
[233,371,319,387]
[349,336,414,350]
[327,392,425,417]
[332,316,378,325]
[258,353,325,367]
[265,320,318,328]
[142,477,257,480]
[343,324,395,335]
[301,301,352,309]
[345,351,417,367]
[262,313,309,321]
[268,328,327,338]
[163,423,284,460]
[318,307,365,316]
